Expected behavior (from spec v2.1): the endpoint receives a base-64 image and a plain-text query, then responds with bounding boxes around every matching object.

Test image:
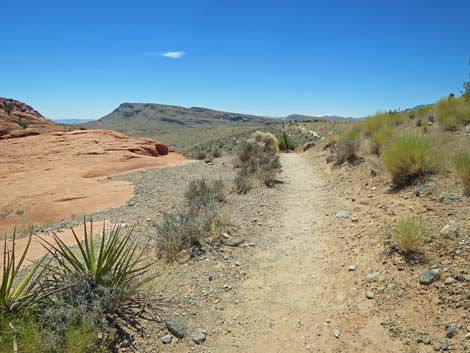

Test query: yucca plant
[1,231,48,313]
[41,220,152,291]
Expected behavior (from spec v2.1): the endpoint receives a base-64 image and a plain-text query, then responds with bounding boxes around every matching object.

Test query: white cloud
[160,51,186,59]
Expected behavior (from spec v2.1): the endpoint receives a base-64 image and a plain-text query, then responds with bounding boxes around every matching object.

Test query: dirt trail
[207,153,403,353]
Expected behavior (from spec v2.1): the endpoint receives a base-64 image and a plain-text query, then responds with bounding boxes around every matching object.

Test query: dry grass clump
[253,131,279,153]
[435,96,470,130]
[393,217,426,254]
[234,137,281,193]
[381,134,440,187]
[332,127,361,165]
[370,127,394,155]
[157,178,229,261]
[453,151,470,195]
[185,178,226,209]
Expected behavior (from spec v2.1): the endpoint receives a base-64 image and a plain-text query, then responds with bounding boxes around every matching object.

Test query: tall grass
[370,127,394,155]
[393,217,426,254]
[453,151,470,195]
[435,96,470,130]
[381,134,439,187]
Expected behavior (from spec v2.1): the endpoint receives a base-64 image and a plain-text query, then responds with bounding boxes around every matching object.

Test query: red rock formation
[0,97,64,139]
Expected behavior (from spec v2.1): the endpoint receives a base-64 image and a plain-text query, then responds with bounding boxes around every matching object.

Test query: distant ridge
[53,118,96,124]
[84,102,356,131]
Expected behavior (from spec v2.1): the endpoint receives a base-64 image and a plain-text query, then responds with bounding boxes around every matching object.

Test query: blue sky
[1,0,469,119]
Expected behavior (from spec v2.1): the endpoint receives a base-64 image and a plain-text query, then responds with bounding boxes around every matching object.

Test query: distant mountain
[283,114,359,122]
[84,103,277,131]
[53,118,96,124]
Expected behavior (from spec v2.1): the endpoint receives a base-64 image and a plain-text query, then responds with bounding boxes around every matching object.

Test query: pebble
[367,272,380,283]
[444,277,456,285]
[348,265,358,271]
[336,210,349,218]
[160,335,172,344]
[165,316,188,338]
[365,291,375,299]
[445,323,458,338]
[334,328,341,338]
[192,328,207,344]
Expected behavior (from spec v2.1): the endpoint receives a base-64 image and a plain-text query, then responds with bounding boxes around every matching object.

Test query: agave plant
[41,219,152,292]
[1,230,48,312]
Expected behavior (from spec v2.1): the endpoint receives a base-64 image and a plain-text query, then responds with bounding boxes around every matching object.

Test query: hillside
[85,103,277,131]
[0,97,64,139]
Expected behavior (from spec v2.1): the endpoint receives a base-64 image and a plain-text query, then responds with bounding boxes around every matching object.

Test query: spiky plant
[1,231,49,313]
[41,220,152,291]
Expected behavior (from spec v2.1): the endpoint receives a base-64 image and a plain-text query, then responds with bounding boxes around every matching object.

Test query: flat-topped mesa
[0,97,65,139]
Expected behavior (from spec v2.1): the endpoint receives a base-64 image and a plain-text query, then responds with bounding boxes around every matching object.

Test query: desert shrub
[435,96,470,130]
[453,151,470,195]
[2,102,13,115]
[194,149,207,160]
[278,137,298,151]
[253,131,279,153]
[41,221,151,348]
[184,178,226,209]
[381,134,439,187]
[370,127,394,155]
[333,127,361,165]
[212,146,222,158]
[234,137,281,192]
[234,174,254,194]
[0,312,44,353]
[16,120,30,129]
[393,217,426,254]
[416,118,422,127]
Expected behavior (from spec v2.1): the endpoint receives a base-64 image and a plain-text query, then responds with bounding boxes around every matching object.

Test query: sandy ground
[0,129,188,235]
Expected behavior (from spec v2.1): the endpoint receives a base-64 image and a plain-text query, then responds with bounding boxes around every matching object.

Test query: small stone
[423,337,432,345]
[462,274,470,282]
[415,186,427,196]
[367,272,380,283]
[441,341,449,351]
[161,335,172,344]
[419,269,440,285]
[165,316,188,338]
[348,265,358,271]
[334,328,340,338]
[447,194,461,201]
[397,289,406,297]
[445,323,458,338]
[434,343,441,351]
[444,277,456,285]
[192,328,207,344]
[366,291,375,299]
[440,221,458,238]
[336,210,349,218]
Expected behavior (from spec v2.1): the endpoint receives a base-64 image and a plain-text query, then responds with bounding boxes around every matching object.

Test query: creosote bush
[253,131,279,153]
[453,151,470,195]
[234,136,281,193]
[370,127,394,155]
[333,127,361,165]
[393,217,426,254]
[381,134,439,187]
[157,178,229,261]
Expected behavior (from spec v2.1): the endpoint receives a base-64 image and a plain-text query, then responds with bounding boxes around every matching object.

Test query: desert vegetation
[156,178,229,261]
[0,222,151,353]
[392,217,427,255]
[234,131,282,193]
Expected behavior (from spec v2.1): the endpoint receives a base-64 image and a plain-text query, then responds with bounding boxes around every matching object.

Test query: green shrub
[370,128,394,155]
[278,137,298,151]
[381,134,438,187]
[0,312,43,353]
[393,217,426,254]
[453,151,470,195]
[212,146,222,158]
[2,102,13,115]
[333,127,361,165]
[194,149,207,160]
[435,96,470,130]
[16,120,30,129]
